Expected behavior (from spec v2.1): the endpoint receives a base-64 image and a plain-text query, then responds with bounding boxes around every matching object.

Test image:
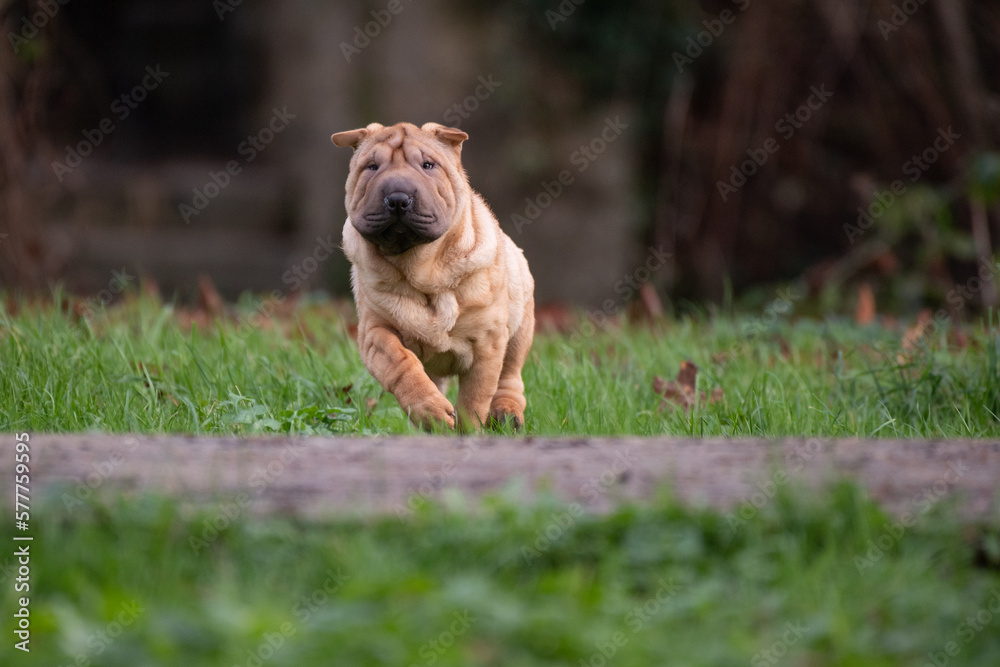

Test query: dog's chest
[401,327,474,376]
[378,289,474,372]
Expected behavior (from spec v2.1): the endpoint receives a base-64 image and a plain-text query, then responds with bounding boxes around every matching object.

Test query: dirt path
[8,434,1000,520]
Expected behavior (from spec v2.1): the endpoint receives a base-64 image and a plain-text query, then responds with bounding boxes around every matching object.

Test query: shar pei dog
[331,122,534,430]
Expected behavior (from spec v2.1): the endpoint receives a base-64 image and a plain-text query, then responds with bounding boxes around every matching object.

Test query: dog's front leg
[359,323,456,430]
[456,334,507,430]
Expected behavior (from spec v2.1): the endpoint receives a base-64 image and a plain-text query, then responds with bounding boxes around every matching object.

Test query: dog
[331,122,534,430]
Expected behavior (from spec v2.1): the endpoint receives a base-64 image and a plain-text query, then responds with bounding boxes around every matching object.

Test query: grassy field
[1,293,998,437]
[2,485,999,666]
[3,293,1000,666]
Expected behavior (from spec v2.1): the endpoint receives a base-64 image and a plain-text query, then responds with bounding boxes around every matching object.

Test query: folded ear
[422,122,469,151]
[331,124,381,150]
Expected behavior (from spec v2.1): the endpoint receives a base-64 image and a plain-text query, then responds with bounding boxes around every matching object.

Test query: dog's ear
[331,123,382,150]
[422,123,469,152]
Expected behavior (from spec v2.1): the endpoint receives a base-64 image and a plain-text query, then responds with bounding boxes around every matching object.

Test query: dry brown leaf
[175,307,212,331]
[197,274,225,320]
[676,359,698,389]
[898,309,933,364]
[160,391,180,406]
[872,250,899,276]
[141,275,162,302]
[949,328,970,350]
[777,336,792,359]
[637,282,664,320]
[654,360,723,412]
[855,282,876,325]
[133,361,163,377]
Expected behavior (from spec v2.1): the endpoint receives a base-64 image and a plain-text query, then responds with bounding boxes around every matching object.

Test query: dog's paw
[487,401,524,431]
[409,394,457,431]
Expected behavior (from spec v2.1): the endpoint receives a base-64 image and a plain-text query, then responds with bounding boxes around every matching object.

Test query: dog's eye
[422,161,435,170]
[365,163,378,171]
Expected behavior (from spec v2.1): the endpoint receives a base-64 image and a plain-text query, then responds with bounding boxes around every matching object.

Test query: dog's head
[332,122,469,256]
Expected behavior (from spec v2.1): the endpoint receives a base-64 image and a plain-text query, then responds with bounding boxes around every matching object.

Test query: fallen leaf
[133,362,163,378]
[197,274,225,320]
[710,351,729,365]
[175,307,212,331]
[776,336,792,359]
[855,283,876,325]
[635,283,664,321]
[898,309,933,364]
[160,391,180,406]
[949,328,970,350]
[872,250,899,276]
[141,275,162,302]
[654,360,723,412]
[676,360,698,389]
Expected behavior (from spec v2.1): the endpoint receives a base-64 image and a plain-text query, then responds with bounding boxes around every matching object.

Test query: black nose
[384,192,413,213]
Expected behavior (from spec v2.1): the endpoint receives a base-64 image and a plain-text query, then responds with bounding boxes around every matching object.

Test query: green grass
[1,293,998,437]
[2,486,999,666]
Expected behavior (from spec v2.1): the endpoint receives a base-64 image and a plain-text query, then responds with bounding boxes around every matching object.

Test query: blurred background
[1,0,999,315]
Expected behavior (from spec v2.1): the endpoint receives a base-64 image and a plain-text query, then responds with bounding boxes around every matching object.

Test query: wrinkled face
[335,123,468,256]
